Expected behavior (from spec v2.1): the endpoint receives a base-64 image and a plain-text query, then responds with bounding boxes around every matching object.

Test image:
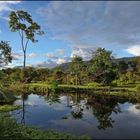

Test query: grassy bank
[30,83,139,93]
[58,84,138,91]
[1,82,140,98]
[29,82,139,92]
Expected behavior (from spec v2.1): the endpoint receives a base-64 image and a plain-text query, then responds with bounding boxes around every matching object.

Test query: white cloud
[56,58,67,64]
[37,1,140,59]
[127,105,140,115]
[30,56,70,68]
[35,60,57,68]
[126,45,140,56]
[0,5,12,12]
[44,53,58,59]
[28,53,38,58]
[0,1,20,12]
[0,1,21,20]
[71,48,95,60]
[12,52,23,60]
[44,49,65,59]
[3,63,15,68]
[0,1,21,4]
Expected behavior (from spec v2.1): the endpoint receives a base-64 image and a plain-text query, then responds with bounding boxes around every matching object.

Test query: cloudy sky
[0,1,140,68]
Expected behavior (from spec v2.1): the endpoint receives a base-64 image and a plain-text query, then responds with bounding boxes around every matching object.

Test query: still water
[11,92,140,139]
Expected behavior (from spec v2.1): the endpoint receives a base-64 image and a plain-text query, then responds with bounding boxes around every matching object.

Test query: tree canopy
[8,10,44,68]
[89,48,117,84]
[0,41,12,67]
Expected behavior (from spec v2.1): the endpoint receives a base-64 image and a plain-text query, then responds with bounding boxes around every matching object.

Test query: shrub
[51,81,58,89]
[135,84,140,92]
[0,91,17,103]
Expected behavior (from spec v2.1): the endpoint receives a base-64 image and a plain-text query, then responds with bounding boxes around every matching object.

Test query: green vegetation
[1,48,140,91]
[0,41,12,67]
[89,48,117,84]
[135,84,140,92]
[0,105,21,112]
[9,10,44,68]
[0,114,90,139]
[0,91,16,103]
[85,82,102,88]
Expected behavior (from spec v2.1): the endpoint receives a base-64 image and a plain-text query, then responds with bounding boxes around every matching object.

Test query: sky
[0,1,140,68]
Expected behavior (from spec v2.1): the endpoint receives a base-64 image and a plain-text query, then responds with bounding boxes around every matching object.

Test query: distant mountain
[14,66,24,69]
[10,56,138,70]
[115,56,138,63]
[54,56,138,70]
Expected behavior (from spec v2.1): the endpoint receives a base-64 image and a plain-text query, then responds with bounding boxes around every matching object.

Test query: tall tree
[70,56,83,85]
[89,48,117,84]
[8,10,44,68]
[0,41,12,67]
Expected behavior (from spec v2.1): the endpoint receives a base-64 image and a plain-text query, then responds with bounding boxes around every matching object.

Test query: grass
[2,82,140,98]
[3,81,140,92]
[0,105,21,112]
[58,84,137,92]
[29,82,51,87]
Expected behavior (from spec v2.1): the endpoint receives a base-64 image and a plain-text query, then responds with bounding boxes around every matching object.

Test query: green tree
[8,68,21,83]
[0,41,12,86]
[118,60,128,74]
[137,56,140,72]
[70,56,84,85]
[52,68,64,84]
[8,10,44,68]
[35,68,50,81]
[20,67,36,83]
[0,41,12,67]
[89,48,117,84]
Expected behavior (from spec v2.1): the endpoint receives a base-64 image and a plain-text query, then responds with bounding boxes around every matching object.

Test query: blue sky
[0,1,140,68]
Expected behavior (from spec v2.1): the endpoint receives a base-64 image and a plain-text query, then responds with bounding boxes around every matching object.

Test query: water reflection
[87,95,122,129]
[21,93,29,124]
[62,93,124,129]
[11,91,140,139]
[44,93,60,105]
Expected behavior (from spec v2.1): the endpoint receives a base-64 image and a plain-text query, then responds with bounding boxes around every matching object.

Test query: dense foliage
[0,48,140,87]
[0,41,12,67]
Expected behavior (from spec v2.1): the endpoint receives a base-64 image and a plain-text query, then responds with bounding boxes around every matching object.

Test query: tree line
[0,47,140,86]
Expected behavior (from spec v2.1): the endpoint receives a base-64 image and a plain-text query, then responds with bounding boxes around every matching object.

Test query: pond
[10,92,140,139]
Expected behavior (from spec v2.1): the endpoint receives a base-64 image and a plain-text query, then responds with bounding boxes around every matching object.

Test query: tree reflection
[87,94,122,130]
[64,92,125,130]
[44,93,60,105]
[21,93,29,124]
[19,90,134,130]
[71,106,83,119]
[68,92,84,119]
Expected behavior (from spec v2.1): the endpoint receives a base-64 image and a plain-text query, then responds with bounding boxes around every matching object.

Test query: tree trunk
[23,51,26,68]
